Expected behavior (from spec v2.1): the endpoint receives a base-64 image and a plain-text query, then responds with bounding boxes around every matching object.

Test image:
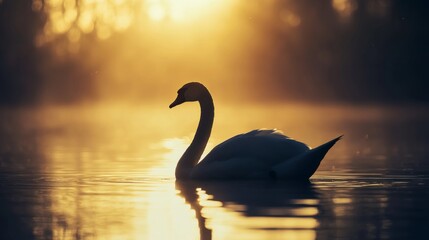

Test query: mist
[0,0,427,106]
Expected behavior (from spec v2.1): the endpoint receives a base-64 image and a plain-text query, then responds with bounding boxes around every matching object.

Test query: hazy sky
[0,0,427,105]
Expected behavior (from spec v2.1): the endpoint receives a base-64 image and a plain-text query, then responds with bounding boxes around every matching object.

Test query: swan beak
[169,95,185,108]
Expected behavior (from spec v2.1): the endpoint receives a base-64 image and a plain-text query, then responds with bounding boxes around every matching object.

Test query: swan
[169,82,341,180]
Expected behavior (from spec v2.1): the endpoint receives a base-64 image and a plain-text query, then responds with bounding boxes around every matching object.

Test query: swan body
[170,82,341,180]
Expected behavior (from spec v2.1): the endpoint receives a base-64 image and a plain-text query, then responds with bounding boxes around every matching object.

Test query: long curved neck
[176,92,214,179]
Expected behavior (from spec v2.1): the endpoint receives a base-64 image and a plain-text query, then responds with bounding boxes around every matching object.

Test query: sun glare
[148,138,189,177]
[147,185,199,240]
[148,3,166,22]
[145,0,225,22]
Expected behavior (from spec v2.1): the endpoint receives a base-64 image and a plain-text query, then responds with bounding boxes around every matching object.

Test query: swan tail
[270,135,343,180]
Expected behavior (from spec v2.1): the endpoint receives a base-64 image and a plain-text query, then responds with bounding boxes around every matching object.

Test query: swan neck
[176,92,214,179]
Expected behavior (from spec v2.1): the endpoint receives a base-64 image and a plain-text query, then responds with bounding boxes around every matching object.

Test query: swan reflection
[176,180,321,240]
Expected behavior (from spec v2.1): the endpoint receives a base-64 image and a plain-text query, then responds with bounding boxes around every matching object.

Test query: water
[1,105,428,240]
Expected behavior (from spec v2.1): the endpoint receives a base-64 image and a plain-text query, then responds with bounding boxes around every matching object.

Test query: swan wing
[213,129,309,159]
[190,129,310,179]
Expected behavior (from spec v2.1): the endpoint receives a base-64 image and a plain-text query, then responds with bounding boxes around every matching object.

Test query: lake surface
[1,104,428,240]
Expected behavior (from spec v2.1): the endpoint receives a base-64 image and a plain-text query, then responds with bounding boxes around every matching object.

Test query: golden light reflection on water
[147,184,199,240]
[32,104,328,240]
[149,137,189,177]
[43,177,319,240]
[3,104,428,239]
[190,184,319,240]
[20,103,425,240]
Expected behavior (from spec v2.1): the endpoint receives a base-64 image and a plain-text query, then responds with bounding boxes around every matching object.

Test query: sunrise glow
[146,0,226,22]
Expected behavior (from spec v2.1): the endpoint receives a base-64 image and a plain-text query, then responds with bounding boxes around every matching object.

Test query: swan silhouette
[170,82,341,180]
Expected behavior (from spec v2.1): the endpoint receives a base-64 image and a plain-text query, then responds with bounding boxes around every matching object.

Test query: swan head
[169,82,207,108]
